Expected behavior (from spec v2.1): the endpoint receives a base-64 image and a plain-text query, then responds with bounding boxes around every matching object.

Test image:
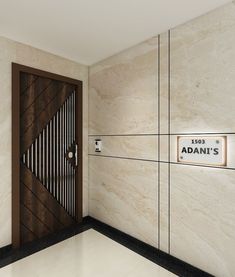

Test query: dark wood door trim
[12,63,83,248]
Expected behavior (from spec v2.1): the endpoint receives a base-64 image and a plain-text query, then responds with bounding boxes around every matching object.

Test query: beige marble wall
[89,37,160,248]
[89,156,158,246]
[0,36,88,248]
[171,165,235,277]
[89,2,235,277]
[169,3,235,277]
[170,2,235,134]
[89,38,159,135]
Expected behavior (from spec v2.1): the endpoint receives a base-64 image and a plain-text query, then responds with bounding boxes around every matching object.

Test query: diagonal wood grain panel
[20,183,63,232]
[20,81,64,131]
[20,73,38,95]
[20,164,75,227]
[20,224,37,244]
[21,75,51,110]
[20,83,75,155]
[16,68,80,247]
[12,64,82,248]
[21,204,50,239]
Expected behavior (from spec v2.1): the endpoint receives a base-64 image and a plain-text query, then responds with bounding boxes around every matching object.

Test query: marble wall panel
[159,163,170,253]
[170,3,235,134]
[159,31,170,135]
[171,164,235,277]
[89,156,158,247]
[89,38,159,135]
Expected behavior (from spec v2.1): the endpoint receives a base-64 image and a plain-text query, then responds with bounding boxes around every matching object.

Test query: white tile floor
[0,229,176,277]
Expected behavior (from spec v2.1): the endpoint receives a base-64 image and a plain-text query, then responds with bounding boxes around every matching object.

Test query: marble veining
[171,164,235,277]
[89,38,158,135]
[89,156,158,247]
[170,3,235,133]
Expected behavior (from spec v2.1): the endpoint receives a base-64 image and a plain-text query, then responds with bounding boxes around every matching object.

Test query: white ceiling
[0,0,231,65]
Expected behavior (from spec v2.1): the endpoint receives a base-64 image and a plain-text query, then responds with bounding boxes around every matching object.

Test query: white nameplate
[177,136,227,166]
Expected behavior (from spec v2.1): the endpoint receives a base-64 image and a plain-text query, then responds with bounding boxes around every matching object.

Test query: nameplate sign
[177,136,227,166]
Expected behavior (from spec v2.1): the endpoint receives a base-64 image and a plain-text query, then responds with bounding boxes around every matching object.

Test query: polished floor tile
[0,229,176,277]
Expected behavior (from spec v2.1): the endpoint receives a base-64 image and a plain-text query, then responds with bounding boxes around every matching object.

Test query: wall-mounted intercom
[95,139,102,152]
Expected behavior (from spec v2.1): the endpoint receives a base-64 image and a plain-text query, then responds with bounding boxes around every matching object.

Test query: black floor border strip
[87,217,214,277]
[0,220,92,268]
[0,245,12,259]
[0,216,214,277]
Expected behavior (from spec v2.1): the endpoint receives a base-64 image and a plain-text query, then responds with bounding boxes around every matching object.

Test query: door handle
[68,151,73,159]
[75,144,78,167]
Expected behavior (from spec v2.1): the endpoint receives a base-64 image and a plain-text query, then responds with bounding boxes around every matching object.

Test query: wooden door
[12,63,83,248]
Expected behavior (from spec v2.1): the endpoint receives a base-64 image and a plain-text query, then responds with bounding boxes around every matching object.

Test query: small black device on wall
[95,139,102,152]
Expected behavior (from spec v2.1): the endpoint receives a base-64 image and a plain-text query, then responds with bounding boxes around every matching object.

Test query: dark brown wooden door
[12,64,83,248]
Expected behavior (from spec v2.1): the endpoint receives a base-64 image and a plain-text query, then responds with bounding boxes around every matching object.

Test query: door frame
[12,63,83,248]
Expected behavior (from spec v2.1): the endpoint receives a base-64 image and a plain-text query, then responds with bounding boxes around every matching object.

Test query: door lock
[68,151,73,159]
